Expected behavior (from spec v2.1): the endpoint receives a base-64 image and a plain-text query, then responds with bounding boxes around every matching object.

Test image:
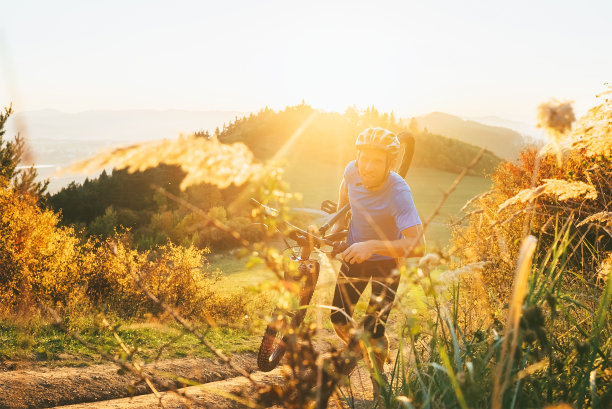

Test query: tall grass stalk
[437,342,468,409]
[576,264,612,407]
[492,235,537,409]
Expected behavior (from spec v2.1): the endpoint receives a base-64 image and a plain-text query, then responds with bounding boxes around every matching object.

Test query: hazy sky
[1,0,610,124]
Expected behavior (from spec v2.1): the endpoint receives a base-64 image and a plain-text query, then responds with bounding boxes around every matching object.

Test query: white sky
[1,0,610,124]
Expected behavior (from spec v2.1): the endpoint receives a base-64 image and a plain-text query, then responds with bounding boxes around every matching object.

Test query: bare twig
[152,184,252,248]
[422,148,487,233]
[122,250,263,389]
[99,316,166,405]
[42,304,199,409]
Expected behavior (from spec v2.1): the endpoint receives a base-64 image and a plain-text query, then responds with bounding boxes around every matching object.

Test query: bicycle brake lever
[321,200,338,214]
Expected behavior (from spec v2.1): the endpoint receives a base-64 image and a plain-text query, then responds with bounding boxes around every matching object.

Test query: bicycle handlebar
[250,198,347,251]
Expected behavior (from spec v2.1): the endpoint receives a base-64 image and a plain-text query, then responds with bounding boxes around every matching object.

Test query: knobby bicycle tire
[257,260,320,372]
[257,317,288,372]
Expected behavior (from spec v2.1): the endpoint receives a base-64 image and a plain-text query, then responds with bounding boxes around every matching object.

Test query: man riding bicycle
[328,127,425,395]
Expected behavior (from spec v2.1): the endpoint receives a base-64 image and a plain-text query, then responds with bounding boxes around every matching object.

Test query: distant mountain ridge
[467,115,546,143]
[408,112,526,160]
[216,104,502,177]
[6,109,243,142]
[8,109,530,161]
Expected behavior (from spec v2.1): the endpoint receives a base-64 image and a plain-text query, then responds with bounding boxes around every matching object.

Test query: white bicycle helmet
[355,127,400,156]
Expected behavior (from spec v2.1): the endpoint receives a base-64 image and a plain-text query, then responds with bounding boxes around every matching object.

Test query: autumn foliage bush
[82,239,249,319]
[0,185,247,321]
[453,97,611,305]
[0,186,82,307]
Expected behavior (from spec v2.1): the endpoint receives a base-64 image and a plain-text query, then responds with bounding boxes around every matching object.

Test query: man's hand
[342,241,377,264]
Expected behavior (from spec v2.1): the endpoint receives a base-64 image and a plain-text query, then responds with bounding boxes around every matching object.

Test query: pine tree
[0,104,48,201]
[408,117,420,134]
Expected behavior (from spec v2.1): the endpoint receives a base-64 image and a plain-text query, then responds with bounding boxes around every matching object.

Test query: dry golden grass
[61,135,263,189]
[492,235,537,409]
[537,99,575,139]
[453,93,611,304]
[498,178,598,212]
[568,94,612,158]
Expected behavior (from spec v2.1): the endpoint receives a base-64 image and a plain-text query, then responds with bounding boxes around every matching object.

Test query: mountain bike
[255,132,415,372]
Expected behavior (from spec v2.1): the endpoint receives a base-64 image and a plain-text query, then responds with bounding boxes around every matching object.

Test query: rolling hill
[217,104,503,177]
[410,112,526,160]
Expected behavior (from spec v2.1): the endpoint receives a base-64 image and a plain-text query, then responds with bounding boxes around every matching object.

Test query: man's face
[357,148,389,189]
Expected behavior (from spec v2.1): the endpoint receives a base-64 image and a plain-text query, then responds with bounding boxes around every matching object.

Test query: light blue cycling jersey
[344,160,421,261]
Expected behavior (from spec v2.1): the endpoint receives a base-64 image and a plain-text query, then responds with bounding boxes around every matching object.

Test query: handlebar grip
[324,230,348,242]
[331,242,350,257]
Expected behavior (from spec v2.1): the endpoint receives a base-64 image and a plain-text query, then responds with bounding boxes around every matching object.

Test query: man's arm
[328,177,349,234]
[341,224,426,264]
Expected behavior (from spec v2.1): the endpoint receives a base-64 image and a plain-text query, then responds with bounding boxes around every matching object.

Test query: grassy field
[0,318,258,365]
[207,252,276,289]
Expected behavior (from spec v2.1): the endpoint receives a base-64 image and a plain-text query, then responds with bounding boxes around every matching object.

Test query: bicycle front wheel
[257,314,287,372]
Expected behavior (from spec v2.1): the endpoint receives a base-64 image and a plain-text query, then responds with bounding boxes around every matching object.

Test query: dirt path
[0,334,345,409]
[52,368,374,409]
[0,342,390,409]
[49,359,382,409]
[53,368,286,409]
[0,354,259,409]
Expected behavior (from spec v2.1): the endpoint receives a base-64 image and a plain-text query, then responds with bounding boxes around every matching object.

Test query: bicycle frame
[252,198,348,371]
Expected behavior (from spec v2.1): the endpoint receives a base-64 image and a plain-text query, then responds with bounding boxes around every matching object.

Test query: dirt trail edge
[0,354,258,409]
[53,369,286,409]
[52,353,389,409]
